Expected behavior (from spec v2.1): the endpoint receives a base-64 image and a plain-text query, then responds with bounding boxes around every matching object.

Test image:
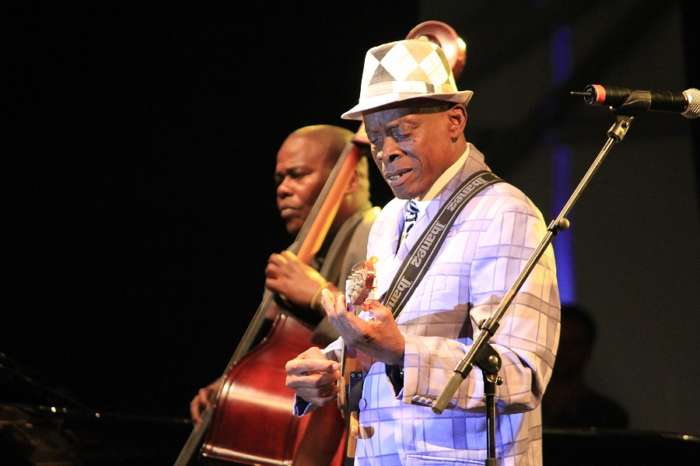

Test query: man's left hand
[321,289,404,365]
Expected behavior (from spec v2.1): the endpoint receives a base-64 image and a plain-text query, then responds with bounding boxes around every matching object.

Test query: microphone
[571,84,699,119]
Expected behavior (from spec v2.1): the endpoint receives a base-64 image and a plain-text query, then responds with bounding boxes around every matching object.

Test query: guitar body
[202,312,344,465]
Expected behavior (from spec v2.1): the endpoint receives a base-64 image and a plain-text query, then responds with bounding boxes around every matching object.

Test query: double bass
[174,20,467,466]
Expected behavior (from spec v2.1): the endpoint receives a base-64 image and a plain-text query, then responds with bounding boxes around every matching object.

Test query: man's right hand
[190,377,222,425]
[265,250,329,310]
[285,347,339,407]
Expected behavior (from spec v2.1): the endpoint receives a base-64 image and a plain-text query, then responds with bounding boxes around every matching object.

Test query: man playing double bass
[190,124,379,424]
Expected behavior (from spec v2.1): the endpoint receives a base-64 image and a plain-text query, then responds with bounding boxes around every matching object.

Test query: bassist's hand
[266,251,330,312]
[190,377,222,425]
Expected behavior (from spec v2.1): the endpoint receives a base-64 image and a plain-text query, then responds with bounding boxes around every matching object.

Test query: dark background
[5,0,699,443]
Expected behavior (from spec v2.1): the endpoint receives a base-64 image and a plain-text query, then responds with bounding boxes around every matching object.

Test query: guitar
[337,257,377,463]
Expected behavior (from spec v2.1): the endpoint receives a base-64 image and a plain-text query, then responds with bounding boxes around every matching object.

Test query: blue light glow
[551,25,576,304]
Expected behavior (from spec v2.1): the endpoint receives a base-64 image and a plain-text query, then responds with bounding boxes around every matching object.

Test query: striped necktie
[402,199,419,244]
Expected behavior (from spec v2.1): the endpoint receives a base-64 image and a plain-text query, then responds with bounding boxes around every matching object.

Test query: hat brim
[341,90,474,121]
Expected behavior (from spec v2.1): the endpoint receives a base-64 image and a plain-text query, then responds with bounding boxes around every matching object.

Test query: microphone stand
[433,98,644,466]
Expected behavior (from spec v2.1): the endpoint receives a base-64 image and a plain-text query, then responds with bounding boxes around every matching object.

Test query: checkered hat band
[365,80,456,98]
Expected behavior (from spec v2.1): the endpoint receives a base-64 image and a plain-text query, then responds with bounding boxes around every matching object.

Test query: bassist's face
[274,134,334,235]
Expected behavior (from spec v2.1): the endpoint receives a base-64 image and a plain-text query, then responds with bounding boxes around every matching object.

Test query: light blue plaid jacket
[347,144,560,466]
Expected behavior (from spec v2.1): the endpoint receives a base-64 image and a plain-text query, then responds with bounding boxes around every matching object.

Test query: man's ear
[446,105,467,135]
[345,155,369,195]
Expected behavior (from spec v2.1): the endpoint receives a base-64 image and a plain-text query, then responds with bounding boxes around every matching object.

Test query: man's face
[274,134,333,235]
[363,105,457,199]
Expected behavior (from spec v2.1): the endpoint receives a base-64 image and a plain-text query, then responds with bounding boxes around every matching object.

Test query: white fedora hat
[342,38,473,121]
